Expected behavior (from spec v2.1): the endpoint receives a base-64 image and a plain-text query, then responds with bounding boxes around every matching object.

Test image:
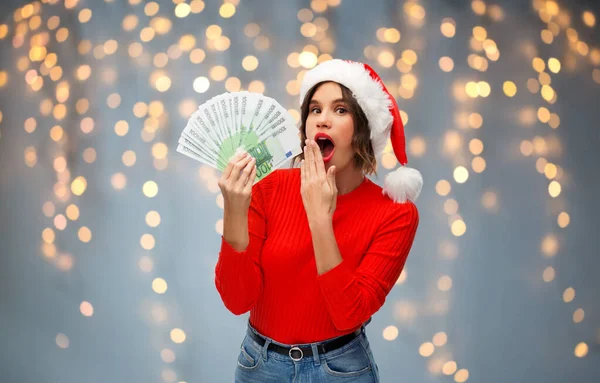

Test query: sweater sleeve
[317,202,419,331]
[214,171,277,315]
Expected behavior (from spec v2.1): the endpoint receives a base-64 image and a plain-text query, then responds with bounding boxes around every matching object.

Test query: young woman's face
[305,82,355,171]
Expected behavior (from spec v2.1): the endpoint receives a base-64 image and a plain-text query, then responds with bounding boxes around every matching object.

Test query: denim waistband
[246,317,371,349]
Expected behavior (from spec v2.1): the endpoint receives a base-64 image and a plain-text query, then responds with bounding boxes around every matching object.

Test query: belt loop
[311,343,320,366]
[261,338,271,362]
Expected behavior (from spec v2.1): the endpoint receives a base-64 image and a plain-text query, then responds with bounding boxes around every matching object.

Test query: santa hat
[299,59,423,203]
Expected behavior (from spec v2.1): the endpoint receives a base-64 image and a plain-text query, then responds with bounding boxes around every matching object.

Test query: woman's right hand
[218,151,257,216]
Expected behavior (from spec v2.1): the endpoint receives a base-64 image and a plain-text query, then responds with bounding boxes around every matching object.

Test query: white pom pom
[383,166,423,203]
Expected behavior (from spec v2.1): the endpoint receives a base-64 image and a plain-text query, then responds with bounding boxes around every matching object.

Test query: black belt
[247,327,363,361]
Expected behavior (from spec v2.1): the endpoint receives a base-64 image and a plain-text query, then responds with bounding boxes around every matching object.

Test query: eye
[336,107,347,114]
[310,107,321,114]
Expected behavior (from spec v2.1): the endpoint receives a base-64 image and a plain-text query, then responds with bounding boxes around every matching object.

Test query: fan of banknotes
[177,91,302,183]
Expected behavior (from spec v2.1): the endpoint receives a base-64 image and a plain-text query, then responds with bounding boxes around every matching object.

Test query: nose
[316,109,331,129]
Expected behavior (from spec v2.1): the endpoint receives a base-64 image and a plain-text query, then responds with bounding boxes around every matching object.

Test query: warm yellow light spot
[408,136,426,157]
[454,166,469,183]
[549,113,560,129]
[465,82,478,98]
[78,9,92,23]
[541,29,553,44]
[78,226,92,243]
[71,176,87,196]
[128,42,143,58]
[444,199,458,215]
[115,120,129,136]
[583,11,596,27]
[451,220,466,236]
[140,27,155,42]
[382,326,399,341]
[161,348,176,363]
[223,77,240,92]
[544,163,557,179]
[541,234,559,257]
[242,55,259,71]
[443,361,457,375]
[563,287,575,302]
[209,66,227,81]
[573,308,584,323]
[541,85,555,102]
[299,51,318,69]
[189,48,205,64]
[0,24,8,39]
[574,342,588,358]
[548,181,561,198]
[170,328,187,344]
[419,342,435,357]
[56,333,69,349]
[472,157,486,173]
[439,56,454,72]
[473,26,487,41]
[140,233,156,250]
[107,93,121,109]
[248,80,265,93]
[532,57,545,73]
[121,150,136,167]
[143,181,159,198]
[557,212,570,228]
[42,228,55,244]
[66,204,80,220]
[441,18,456,38]
[109,173,126,190]
[437,275,452,291]
[83,148,96,163]
[384,28,401,43]
[436,180,451,196]
[378,51,395,68]
[146,211,161,227]
[220,3,236,18]
[503,81,517,97]
[152,277,168,294]
[543,266,555,282]
[206,24,222,40]
[454,369,469,382]
[471,0,486,15]
[381,153,397,169]
[432,332,447,346]
[122,14,138,31]
[54,214,67,231]
[80,301,94,317]
[548,58,561,73]
[537,107,551,123]
[174,3,191,18]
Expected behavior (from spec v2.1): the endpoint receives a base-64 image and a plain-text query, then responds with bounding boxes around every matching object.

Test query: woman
[215,59,423,382]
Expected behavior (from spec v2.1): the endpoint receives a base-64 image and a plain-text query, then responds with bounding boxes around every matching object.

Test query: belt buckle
[289,346,303,361]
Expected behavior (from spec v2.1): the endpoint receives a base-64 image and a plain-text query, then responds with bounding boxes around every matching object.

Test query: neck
[333,165,364,195]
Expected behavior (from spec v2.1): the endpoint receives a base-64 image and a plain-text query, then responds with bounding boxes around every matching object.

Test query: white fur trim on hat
[299,59,393,157]
[383,166,423,203]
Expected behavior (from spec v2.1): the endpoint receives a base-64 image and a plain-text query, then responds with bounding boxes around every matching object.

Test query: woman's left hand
[301,139,338,226]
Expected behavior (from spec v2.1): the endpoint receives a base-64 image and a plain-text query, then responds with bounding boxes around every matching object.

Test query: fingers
[222,151,248,180]
[304,140,313,180]
[235,156,256,189]
[312,140,326,179]
[242,164,257,194]
[300,159,305,189]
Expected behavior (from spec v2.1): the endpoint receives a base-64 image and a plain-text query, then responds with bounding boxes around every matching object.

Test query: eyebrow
[310,98,346,105]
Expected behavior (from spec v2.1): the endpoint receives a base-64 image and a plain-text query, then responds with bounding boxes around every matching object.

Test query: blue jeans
[235,322,380,382]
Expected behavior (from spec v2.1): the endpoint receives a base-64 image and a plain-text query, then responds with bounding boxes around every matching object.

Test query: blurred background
[1,0,600,382]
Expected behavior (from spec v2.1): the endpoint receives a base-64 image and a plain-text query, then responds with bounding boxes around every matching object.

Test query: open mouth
[314,133,335,162]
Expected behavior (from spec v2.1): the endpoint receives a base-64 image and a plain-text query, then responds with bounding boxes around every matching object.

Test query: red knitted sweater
[215,168,419,345]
